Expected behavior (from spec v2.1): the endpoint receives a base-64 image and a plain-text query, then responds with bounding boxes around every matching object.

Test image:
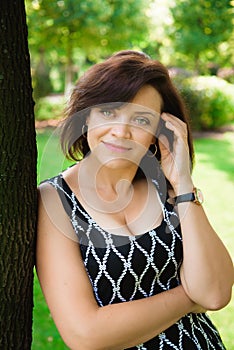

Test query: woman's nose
[110,122,131,138]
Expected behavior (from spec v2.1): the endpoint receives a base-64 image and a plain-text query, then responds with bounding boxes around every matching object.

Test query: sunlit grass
[193,133,234,350]
[32,129,234,349]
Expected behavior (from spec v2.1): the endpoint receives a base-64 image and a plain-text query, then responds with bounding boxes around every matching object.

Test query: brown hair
[60,50,194,168]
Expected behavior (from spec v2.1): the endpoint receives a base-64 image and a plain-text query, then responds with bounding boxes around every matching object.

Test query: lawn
[32,128,234,349]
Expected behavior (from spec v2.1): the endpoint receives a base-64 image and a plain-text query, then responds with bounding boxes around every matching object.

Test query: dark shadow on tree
[0,2,37,349]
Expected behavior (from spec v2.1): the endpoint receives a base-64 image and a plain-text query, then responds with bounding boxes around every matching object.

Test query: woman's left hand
[158,113,234,311]
[158,113,193,195]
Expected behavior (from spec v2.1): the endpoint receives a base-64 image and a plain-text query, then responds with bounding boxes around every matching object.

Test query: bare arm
[159,113,234,310]
[178,201,234,310]
[36,183,199,350]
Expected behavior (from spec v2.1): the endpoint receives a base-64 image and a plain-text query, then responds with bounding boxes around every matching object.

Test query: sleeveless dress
[46,174,226,350]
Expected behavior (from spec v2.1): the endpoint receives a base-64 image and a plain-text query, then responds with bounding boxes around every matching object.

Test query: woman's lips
[102,141,132,153]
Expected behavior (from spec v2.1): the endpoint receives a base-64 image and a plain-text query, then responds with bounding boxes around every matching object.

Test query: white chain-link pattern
[46,175,226,350]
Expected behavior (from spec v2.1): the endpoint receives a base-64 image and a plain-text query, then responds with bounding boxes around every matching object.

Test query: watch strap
[174,192,196,205]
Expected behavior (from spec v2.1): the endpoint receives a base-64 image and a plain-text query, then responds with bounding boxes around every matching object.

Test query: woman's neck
[76,154,139,212]
[81,153,138,193]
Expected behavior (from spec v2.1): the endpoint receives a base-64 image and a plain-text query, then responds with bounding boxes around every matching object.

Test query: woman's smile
[102,140,132,153]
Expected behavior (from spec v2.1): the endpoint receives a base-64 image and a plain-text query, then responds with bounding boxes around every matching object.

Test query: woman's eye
[134,117,150,125]
[100,109,115,118]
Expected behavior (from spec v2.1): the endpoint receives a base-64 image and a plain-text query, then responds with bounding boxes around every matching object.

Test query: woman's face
[86,85,162,168]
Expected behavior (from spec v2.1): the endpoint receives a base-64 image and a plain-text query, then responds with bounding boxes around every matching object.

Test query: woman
[37,50,234,349]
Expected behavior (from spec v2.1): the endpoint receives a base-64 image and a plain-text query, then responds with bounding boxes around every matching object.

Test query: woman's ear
[85,116,90,125]
[151,135,156,144]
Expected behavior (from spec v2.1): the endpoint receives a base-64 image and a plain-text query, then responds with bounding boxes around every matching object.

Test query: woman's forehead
[131,85,162,113]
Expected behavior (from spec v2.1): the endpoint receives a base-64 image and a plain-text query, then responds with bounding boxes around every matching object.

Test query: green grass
[192,133,234,350]
[32,129,234,349]
[36,128,74,184]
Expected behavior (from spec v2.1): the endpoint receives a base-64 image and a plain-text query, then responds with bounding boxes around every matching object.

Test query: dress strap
[43,174,75,218]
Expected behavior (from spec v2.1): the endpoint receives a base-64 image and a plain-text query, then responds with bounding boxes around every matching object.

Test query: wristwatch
[173,188,204,205]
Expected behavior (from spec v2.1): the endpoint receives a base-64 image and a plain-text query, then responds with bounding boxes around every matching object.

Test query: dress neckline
[57,173,166,239]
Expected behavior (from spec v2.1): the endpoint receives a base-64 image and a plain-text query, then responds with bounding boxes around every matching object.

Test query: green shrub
[174,76,234,130]
[34,95,66,121]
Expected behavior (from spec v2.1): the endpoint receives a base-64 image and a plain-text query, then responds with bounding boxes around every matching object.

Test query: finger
[161,112,186,127]
[161,113,187,139]
[161,112,187,131]
[158,133,170,151]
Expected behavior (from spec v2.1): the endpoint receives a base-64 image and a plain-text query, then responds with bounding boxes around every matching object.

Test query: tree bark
[0,1,37,349]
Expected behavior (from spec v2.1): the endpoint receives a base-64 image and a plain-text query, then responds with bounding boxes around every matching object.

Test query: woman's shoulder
[37,176,64,211]
[38,174,63,210]
[38,174,59,187]
[38,162,78,193]
[37,173,79,243]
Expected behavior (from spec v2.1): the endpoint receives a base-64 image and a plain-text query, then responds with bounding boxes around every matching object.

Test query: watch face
[194,188,204,204]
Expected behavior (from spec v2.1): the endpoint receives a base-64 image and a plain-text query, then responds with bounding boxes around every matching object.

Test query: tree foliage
[26,0,234,95]
[169,0,234,72]
[26,0,152,91]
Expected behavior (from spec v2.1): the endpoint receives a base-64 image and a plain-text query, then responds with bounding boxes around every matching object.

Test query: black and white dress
[46,174,226,350]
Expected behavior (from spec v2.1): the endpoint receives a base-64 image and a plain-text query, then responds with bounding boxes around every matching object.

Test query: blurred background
[26,0,234,349]
[26,0,234,131]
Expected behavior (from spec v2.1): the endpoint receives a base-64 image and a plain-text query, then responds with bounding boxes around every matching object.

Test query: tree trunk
[0,1,37,349]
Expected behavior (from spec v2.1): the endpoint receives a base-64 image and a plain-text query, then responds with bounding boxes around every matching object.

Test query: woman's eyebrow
[133,110,160,118]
